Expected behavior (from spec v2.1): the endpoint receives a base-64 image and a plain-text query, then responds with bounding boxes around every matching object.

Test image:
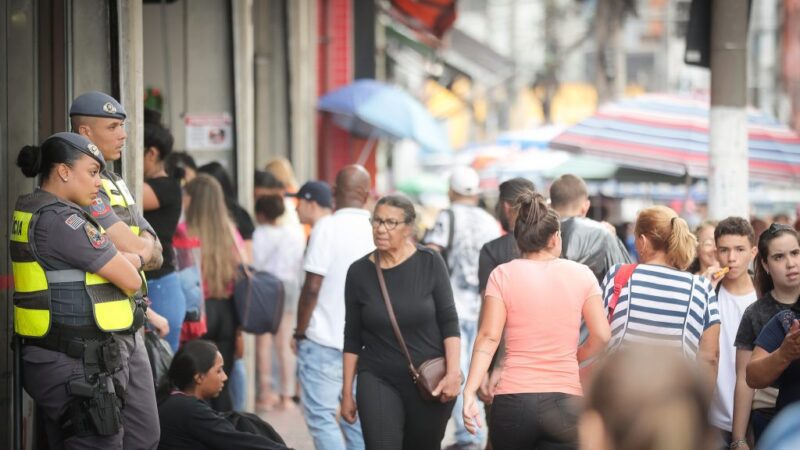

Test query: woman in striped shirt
[602,205,721,389]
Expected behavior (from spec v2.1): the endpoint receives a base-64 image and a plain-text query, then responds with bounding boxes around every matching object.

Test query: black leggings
[489,392,580,450]
[356,370,454,450]
[203,297,238,412]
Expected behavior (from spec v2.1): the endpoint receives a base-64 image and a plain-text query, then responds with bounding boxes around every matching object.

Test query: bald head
[334,164,371,209]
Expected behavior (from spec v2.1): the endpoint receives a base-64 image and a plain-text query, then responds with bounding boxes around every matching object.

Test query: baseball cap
[449,166,480,196]
[291,181,332,208]
[69,91,127,120]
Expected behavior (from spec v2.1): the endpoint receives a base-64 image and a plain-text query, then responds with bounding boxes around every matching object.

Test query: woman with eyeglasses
[340,194,461,450]
[739,224,800,445]
[688,220,720,279]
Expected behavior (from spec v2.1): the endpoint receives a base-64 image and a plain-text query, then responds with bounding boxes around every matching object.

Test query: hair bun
[16,145,42,177]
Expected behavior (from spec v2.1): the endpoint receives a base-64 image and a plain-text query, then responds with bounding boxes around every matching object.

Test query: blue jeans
[230,358,247,411]
[147,272,187,352]
[297,339,364,450]
[453,319,485,445]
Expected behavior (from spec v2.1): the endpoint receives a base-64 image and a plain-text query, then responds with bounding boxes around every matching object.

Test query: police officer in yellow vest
[69,91,164,449]
[13,132,144,447]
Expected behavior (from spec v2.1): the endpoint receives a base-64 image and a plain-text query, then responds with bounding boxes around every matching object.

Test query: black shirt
[144,176,182,279]
[478,233,519,293]
[344,246,460,384]
[158,394,289,450]
[735,293,798,350]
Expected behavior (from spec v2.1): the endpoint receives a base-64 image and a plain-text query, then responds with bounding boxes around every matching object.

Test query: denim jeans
[453,319,484,445]
[147,272,187,353]
[490,393,580,450]
[229,358,247,411]
[297,339,364,450]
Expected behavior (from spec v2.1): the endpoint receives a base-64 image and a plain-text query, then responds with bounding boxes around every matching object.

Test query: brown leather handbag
[374,251,448,402]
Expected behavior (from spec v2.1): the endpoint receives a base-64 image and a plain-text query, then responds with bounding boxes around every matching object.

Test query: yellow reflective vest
[10,190,135,337]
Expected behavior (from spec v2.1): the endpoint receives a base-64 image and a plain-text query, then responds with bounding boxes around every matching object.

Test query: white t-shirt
[252,224,305,283]
[709,285,757,431]
[424,203,500,322]
[303,208,375,350]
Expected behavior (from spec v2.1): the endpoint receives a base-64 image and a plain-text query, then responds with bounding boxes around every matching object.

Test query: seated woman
[157,340,292,450]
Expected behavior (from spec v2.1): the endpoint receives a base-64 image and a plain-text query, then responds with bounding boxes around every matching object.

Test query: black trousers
[356,370,454,450]
[489,393,580,450]
[203,297,238,412]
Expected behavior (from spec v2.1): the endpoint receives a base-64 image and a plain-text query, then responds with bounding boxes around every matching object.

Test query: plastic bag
[144,330,173,389]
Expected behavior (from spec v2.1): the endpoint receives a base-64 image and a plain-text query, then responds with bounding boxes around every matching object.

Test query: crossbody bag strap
[374,251,419,379]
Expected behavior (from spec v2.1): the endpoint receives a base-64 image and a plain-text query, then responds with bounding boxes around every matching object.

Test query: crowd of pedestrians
[9,90,800,450]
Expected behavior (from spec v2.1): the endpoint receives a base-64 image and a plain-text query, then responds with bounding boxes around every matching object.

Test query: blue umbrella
[318,79,451,154]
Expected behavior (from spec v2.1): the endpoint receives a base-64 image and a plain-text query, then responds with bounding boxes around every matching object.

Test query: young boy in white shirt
[708,217,758,449]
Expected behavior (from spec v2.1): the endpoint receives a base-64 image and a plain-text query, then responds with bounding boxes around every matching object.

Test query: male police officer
[69,91,162,449]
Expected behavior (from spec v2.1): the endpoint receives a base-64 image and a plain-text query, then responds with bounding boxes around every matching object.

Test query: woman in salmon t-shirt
[462,191,611,450]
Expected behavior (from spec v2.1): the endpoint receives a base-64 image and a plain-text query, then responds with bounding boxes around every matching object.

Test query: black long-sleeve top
[158,394,290,450]
[344,245,460,384]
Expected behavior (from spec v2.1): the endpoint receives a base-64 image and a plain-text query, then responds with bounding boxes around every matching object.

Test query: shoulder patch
[90,197,111,217]
[65,214,86,230]
[84,222,108,249]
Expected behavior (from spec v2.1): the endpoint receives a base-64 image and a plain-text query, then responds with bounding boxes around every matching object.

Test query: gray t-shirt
[735,293,797,351]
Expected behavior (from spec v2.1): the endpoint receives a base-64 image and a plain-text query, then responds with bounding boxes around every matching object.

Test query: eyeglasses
[370,217,406,230]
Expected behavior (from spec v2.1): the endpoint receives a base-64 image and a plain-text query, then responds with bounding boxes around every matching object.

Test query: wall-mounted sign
[184,113,233,151]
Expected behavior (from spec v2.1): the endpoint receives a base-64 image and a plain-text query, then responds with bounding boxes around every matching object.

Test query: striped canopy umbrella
[550,94,800,183]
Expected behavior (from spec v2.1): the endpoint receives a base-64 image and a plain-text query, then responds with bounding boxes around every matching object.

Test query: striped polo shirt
[601,264,720,359]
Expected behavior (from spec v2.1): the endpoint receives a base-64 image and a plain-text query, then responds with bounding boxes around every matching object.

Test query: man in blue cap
[70,91,163,449]
[292,181,333,227]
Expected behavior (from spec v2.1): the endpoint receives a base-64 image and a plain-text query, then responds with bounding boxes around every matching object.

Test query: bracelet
[293,331,307,340]
[729,439,747,449]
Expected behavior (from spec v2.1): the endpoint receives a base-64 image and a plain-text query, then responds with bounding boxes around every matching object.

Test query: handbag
[374,251,450,402]
[231,238,285,334]
[144,329,174,389]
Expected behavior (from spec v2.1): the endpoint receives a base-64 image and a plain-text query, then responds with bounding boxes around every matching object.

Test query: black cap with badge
[290,181,333,208]
[69,91,127,120]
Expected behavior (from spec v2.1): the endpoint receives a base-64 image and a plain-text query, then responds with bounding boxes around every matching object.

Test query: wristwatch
[293,330,307,340]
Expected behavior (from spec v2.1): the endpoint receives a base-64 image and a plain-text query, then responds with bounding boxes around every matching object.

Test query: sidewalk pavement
[259,405,461,449]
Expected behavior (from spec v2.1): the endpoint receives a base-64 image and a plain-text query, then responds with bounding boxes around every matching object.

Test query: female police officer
[12,132,144,448]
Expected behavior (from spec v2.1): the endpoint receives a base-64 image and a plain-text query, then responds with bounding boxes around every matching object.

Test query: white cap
[449,166,480,196]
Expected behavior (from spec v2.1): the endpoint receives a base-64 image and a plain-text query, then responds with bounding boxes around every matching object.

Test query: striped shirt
[601,264,720,359]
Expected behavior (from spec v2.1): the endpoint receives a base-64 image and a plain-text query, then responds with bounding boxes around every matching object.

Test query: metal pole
[13,336,21,450]
[708,0,749,219]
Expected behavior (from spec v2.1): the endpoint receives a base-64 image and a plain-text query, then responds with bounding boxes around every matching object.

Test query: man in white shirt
[293,165,373,450]
[423,167,500,450]
[709,217,758,449]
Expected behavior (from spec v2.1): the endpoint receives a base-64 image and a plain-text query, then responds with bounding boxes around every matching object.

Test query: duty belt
[22,322,110,358]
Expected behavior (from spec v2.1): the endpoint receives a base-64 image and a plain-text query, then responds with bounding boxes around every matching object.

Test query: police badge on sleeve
[84,223,108,249]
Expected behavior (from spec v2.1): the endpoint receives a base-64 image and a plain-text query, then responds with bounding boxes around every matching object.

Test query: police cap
[69,91,127,120]
[46,132,107,171]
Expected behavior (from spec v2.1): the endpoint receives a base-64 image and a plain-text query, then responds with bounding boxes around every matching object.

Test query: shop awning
[550,94,800,183]
[389,0,457,40]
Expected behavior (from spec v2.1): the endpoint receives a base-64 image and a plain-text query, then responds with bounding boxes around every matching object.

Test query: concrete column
[117,0,145,201]
[232,0,255,213]
[288,0,318,182]
[708,0,749,219]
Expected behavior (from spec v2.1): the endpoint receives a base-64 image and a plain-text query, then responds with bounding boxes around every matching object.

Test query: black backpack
[223,411,288,446]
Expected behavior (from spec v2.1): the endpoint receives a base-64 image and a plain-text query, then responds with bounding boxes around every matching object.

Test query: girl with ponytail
[601,206,721,390]
[463,191,611,449]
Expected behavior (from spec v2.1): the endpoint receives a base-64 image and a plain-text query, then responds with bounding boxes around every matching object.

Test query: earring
[61,177,68,182]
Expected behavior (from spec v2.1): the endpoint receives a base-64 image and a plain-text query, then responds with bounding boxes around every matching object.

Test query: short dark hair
[549,174,588,209]
[714,216,756,246]
[144,122,174,161]
[375,194,416,224]
[165,152,197,180]
[514,191,560,253]
[255,195,285,221]
[254,170,284,190]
